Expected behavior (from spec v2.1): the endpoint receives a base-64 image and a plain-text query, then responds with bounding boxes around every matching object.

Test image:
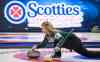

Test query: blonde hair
[41,21,55,32]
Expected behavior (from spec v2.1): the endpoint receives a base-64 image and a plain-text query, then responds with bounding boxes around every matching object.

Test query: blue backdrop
[0,0,100,32]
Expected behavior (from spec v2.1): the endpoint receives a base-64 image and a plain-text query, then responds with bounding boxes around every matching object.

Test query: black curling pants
[54,34,100,58]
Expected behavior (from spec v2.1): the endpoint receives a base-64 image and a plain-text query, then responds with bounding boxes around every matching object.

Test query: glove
[51,47,61,58]
[54,47,60,52]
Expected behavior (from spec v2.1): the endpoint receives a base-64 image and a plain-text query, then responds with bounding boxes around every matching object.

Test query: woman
[33,21,100,58]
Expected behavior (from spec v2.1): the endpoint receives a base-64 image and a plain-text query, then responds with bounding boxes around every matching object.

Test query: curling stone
[27,49,40,59]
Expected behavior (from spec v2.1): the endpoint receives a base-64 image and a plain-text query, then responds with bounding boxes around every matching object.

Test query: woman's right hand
[32,45,37,50]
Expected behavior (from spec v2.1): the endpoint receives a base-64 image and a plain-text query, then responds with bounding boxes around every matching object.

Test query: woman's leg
[63,34,100,58]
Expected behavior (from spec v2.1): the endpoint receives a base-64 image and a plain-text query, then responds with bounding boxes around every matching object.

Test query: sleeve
[54,32,65,48]
[55,36,65,48]
[55,32,70,48]
[36,35,48,48]
[55,33,62,40]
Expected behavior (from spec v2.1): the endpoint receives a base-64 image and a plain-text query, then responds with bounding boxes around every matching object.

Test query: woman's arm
[55,29,74,48]
[36,35,48,48]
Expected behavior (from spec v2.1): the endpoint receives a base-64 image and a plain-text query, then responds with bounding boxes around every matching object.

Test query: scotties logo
[4,1,26,24]
[4,1,83,25]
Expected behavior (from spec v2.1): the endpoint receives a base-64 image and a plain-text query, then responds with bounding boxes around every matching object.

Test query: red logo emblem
[11,7,21,17]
